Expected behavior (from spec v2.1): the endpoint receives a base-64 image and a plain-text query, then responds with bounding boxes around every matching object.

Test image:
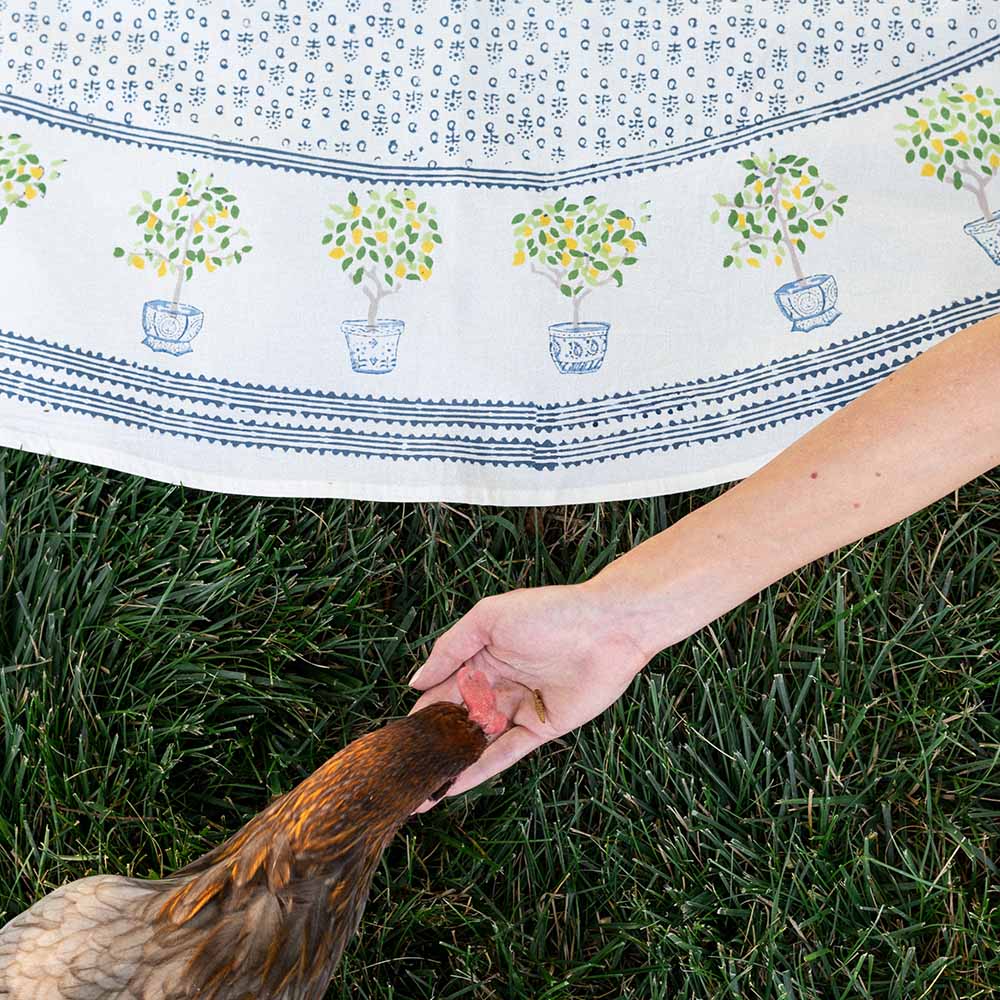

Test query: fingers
[409,601,493,690]
[412,724,543,813]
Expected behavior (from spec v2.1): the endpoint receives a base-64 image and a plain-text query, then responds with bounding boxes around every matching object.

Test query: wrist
[581,501,762,659]
[577,567,680,665]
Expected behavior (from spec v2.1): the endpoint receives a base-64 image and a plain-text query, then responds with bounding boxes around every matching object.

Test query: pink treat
[457,666,509,737]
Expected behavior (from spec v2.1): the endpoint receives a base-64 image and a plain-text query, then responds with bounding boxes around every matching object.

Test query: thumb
[409,601,491,690]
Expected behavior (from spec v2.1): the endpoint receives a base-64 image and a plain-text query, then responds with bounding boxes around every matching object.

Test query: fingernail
[408,667,424,688]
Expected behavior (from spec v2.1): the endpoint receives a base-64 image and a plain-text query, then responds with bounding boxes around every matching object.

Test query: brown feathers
[0,702,488,1000]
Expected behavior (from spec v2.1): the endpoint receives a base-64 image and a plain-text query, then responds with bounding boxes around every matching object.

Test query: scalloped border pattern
[0,290,995,468]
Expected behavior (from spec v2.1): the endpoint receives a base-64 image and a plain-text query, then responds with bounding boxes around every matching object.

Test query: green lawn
[0,450,997,999]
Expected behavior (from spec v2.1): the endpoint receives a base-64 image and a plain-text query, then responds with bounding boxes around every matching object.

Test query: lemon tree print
[1,134,64,228]
[511,194,651,374]
[712,151,848,332]
[896,82,1000,265]
[322,188,441,374]
[113,168,252,356]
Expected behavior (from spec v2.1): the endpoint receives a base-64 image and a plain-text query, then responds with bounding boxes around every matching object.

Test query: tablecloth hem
[0,427,776,506]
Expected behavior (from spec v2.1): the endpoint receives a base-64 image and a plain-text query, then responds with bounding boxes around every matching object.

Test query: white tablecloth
[1,1,997,502]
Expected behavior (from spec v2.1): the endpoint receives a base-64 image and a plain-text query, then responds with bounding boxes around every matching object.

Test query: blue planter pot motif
[964,215,1000,265]
[548,321,610,374]
[774,274,841,332]
[142,300,205,355]
[342,318,404,374]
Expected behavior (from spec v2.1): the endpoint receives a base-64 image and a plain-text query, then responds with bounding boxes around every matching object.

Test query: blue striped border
[1,289,996,432]
[1,36,997,189]
[0,291,989,467]
[0,361,919,468]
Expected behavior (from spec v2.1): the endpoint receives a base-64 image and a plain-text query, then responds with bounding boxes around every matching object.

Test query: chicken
[0,667,507,999]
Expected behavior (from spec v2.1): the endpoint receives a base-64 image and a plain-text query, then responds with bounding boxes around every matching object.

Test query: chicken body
[0,702,489,999]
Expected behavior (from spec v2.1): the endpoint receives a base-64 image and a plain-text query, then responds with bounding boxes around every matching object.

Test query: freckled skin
[0,703,488,1000]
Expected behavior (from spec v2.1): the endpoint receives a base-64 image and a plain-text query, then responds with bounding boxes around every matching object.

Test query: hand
[407,582,651,810]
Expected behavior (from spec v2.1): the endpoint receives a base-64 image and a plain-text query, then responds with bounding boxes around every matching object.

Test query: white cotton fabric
[0,1,997,503]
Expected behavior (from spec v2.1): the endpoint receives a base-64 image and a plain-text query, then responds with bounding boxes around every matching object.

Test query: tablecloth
[1,1,997,502]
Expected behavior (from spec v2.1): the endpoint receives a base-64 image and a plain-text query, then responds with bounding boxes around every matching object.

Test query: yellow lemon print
[29,165,44,180]
[602,242,612,254]
[622,237,636,253]
[421,240,434,253]
[588,267,598,278]
[146,214,158,229]
[780,199,793,212]
[218,206,228,218]
[352,203,362,218]
[177,194,189,207]
[2,180,12,191]
[205,259,217,273]
[352,228,363,245]
[618,217,633,231]
[418,263,430,280]
[564,237,578,250]
[963,93,977,103]
[329,246,346,259]
[921,162,936,176]
[791,185,802,199]
[156,261,168,278]
[810,226,825,239]
[990,153,1000,169]
[513,249,526,266]
[930,138,944,154]
[560,252,571,266]
[405,198,416,210]
[522,225,532,237]
[774,255,783,267]
[24,185,37,200]
[206,214,217,227]
[130,254,145,269]
[409,218,421,230]
[753,180,763,194]
[395,262,407,278]
[953,130,968,144]
[375,230,388,243]
[916,118,928,131]
[539,213,551,225]
[737,212,746,228]
[746,257,760,268]
[193,221,204,234]
[563,217,575,231]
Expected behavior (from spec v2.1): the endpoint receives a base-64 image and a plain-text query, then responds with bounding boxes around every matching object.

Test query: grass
[0,448,997,999]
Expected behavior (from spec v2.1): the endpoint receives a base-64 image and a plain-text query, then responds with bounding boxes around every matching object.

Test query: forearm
[588,312,1000,659]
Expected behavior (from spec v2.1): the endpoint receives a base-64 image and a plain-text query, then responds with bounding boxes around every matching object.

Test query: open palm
[408,584,650,810]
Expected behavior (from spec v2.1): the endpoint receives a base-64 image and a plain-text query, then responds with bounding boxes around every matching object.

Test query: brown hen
[0,694,495,1000]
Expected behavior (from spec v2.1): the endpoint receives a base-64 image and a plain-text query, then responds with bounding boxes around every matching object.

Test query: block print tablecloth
[1,2,998,502]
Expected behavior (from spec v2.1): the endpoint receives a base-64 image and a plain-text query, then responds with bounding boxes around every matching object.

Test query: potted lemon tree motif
[322,188,441,374]
[114,168,252,355]
[896,81,1000,265]
[511,194,651,374]
[712,152,848,332]
[1,133,64,227]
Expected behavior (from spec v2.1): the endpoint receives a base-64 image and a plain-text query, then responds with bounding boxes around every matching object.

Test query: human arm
[409,312,1000,805]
